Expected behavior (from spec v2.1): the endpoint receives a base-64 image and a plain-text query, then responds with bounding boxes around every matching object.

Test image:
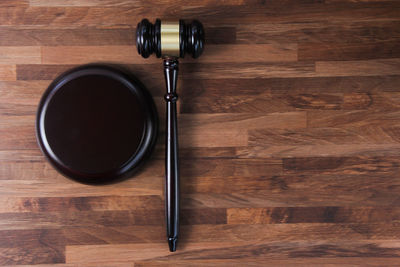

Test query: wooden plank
[0,229,64,265]
[181,184,400,207]
[0,150,44,162]
[0,46,40,64]
[42,46,153,65]
[179,129,248,148]
[66,239,400,264]
[0,81,48,103]
[183,172,400,206]
[0,1,28,7]
[307,110,400,128]
[316,58,400,77]
[178,112,307,131]
[135,258,400,267]
[0,195,163,213]
[59,223,400,245]
[0,2,398,27]
[21,62,383,80]
[227,207,400,224]
[63,226,165,245]
[0,80,48,116]
[299,41,400,61]
[66,242,230,264]
[2,78,395,115]
[0,27,134,46]
[0,171,399,207]
[191,44,297,63]
[237,21,400,44]
[283,156,400,175]
[10,264,131,267]
[181,93,346,113]
[248,126,400,147]
[236,144,400,158]
[0,208,226,230]
[137,241,400,261]
[29,0,247,7]
[178,223,400,242]
[0,115,36,150]
[179,76,400,98]
[0,179,163,197]
[0,65,16,81]
[179,62,316,79]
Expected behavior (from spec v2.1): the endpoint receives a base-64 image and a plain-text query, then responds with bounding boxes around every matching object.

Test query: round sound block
[36,65,158,184]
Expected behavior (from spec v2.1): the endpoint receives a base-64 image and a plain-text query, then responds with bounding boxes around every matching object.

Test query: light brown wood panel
[0,65,16,81]
[0,1,28,7]
[16,62,317,80]
[178,112,307,131]
[42,46,144,64]
[57,223,400,245]
[0,208,226,230]
[0,179,163,197]
[0,27,135,46]
[66,239,400,264]
[237,20,400,44]
[227,207,400,224]
[1,0,400,266]
[29,0,247,7]
[0,81,48,104]
[134,258,400,267]
[0,195,163,213]
[0,2,399,27]
[248,126,400,147]
[0,47,40,64]
[307,110,400,128]
[236,143,400,158]
[180,92,377,113]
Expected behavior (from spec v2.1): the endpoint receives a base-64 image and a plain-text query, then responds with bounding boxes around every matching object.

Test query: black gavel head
[136,19,204,59]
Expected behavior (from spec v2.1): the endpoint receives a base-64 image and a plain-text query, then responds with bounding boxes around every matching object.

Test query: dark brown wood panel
[0,0,400,266]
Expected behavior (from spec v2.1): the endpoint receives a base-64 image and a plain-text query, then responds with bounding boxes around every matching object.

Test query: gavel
[136,18,205,252]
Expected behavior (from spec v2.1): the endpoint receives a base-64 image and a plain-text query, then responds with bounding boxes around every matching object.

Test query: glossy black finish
[136,18,161,58]
[136,18,205,252]
[36,65,158,184]
[180,19,204,59]
[136,18,204,59]
[163,59,179,252]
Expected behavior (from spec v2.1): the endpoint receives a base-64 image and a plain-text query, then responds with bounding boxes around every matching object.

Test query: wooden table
[1,0,400,266]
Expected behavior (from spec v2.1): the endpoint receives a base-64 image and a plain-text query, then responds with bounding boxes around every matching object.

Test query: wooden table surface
[1,0,400,266]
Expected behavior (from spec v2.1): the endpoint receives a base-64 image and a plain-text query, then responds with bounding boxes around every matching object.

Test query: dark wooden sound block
[36,65,158,184]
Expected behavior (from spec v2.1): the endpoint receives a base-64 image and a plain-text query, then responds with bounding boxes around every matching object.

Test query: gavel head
[136,18,204,59]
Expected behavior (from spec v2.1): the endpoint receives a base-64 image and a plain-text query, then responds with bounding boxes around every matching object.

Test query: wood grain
[0,0,400,266]
[0,47,40,64]
[42,44,298,64]
[0,65,16,81]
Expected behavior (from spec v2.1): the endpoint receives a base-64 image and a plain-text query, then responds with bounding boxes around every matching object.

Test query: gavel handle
[163,58,179,252]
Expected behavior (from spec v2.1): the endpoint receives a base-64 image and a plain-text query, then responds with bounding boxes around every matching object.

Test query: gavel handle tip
[168,237,177,252]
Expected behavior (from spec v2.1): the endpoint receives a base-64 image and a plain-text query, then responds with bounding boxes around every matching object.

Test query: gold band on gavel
[161,21,180,57]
